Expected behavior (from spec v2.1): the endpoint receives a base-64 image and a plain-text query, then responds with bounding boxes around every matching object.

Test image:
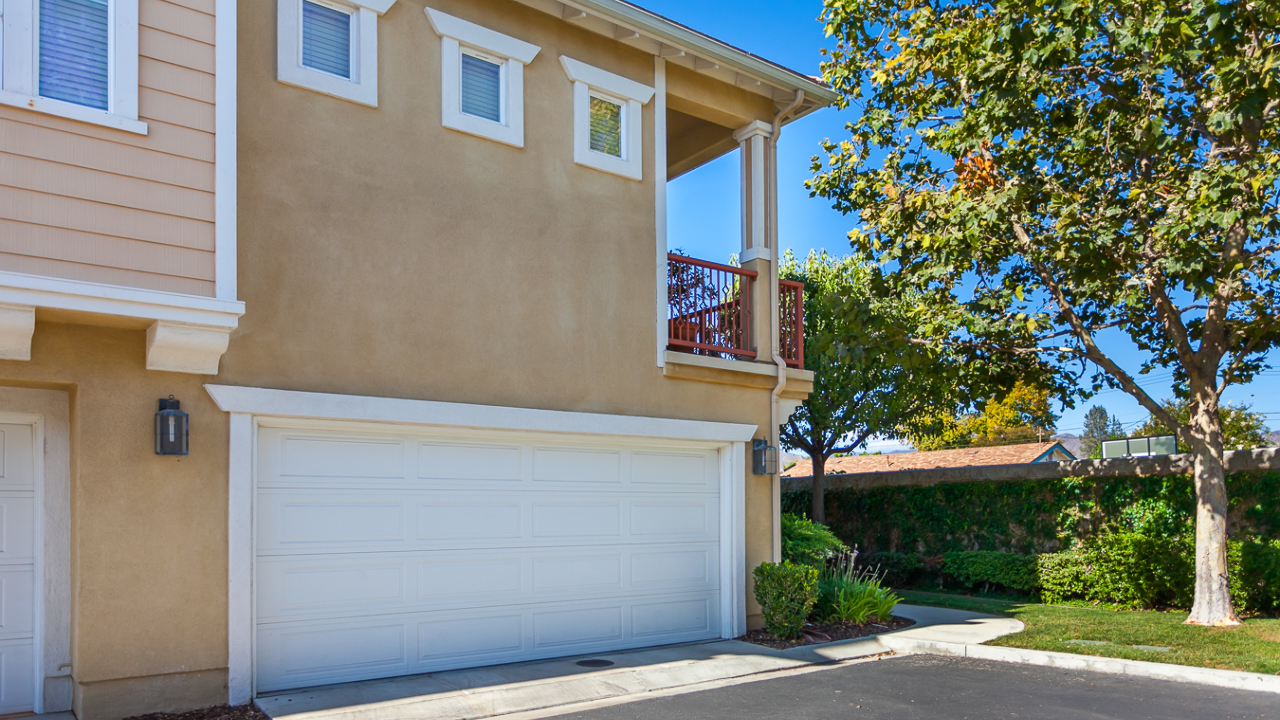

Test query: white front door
[254,423,724,693]
[0,423,36,713]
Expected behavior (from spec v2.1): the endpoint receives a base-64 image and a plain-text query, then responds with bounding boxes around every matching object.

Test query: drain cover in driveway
[576,659,615,668]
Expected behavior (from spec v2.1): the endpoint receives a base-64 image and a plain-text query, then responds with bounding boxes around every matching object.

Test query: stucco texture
[0,0,794,717]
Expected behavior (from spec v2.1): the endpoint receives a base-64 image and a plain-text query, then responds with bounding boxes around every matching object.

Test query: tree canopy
[1081,405,1128,458]
[905,381,1060,450]
[811,0,1280,625]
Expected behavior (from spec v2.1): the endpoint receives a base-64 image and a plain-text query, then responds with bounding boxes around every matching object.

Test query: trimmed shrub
[860,552,926,588]
[942,551,1039,593]
[753,561,819,638]
[1036,549,1091,605]
[781,513,848,567]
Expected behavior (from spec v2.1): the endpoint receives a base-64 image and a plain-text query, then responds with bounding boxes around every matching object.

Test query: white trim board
[0,271,244,328]
[212,385,754,701]
[0,389,71,714]
[205,385,756,443]
[215,0,239,301]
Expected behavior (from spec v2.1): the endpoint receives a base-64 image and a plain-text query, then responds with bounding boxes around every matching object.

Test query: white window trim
[560,56,653,181]
[0,0,146,134]
[207,383,752,702]
[425,7,539,149]
[277,0,396,107]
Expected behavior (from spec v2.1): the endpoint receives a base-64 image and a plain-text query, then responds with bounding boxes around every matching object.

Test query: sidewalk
[256,605,1020,720]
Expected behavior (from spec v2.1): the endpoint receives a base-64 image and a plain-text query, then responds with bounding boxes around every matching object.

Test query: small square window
[460,52,502,123]
[301,0,353,79]
[589,95,623,158]
[426,8,539,149]
[560,56,654,181]
[39,0,111,110]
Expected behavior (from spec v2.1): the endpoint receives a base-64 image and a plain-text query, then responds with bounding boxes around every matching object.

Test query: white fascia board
[0,272,245,328]
[560,56,654,103]
[204,384,758,443]
[425,7,540,63]
[549,0,838,108]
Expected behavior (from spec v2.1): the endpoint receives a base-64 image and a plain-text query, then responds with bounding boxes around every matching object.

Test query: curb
[878,636,1280,695]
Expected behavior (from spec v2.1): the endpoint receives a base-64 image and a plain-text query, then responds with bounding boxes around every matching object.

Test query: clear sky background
[646,0,1279,447]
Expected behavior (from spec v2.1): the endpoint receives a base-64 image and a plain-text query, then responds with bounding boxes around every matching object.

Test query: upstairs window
[39,0,110,110]
[426,7,539,148]
[460,51,502,122]
[278,0,396,107]
[589,94,624,158]
[559,56,654,181]
[301,0,353,79]
[0,0,144,132]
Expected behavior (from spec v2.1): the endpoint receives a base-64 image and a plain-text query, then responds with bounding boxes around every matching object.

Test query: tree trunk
[811,454,826,524]
[1185,400,1240,627]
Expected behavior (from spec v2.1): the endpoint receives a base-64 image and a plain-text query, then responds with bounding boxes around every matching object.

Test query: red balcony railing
[779,279,804,369]
[667,253,757,360]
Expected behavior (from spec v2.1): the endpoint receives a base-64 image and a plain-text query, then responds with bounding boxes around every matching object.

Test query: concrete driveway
[543,654,1277,720]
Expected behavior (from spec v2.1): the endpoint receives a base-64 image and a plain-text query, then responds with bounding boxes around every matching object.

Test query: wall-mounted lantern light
[155,396,189,456]
[752,438,777,476]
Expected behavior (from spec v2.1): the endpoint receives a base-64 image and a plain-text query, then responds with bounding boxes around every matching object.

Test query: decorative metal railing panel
[779,279,805,369]
[667,253,757,360]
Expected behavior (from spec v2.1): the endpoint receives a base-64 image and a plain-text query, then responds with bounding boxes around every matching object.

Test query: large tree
[1081,405,1127,458]
[810,0,1280,625]
[1133,398,1275,449]
[779,251,987,523]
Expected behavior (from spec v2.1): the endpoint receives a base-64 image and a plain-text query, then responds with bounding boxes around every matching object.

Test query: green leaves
[812,0,1280,437]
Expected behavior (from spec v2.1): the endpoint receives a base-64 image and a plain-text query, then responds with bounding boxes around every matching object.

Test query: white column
[227,412,254,705]
[734,120,773,263]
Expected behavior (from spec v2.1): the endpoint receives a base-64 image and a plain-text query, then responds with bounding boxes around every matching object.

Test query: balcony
[666,253,804,370]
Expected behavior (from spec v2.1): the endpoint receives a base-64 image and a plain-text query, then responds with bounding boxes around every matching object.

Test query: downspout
[768,90,803,561]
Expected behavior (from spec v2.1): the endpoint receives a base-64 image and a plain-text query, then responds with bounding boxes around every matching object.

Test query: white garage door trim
[206,384,756,704]
[0,387,72,716]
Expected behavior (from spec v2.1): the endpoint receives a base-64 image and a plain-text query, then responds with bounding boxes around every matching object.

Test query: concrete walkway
[255,605,1020,720]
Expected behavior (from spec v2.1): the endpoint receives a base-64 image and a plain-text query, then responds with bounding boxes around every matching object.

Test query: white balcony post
[734,121,773,264]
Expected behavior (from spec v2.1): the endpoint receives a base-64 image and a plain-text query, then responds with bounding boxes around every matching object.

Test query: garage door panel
[417,442,524,481]
[257,543,719,622]
[256,591,721,692]
[258,491,719,555]
[256,424,725,693]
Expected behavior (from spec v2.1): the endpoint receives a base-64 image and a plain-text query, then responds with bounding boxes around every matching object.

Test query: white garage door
[255,424,724,693]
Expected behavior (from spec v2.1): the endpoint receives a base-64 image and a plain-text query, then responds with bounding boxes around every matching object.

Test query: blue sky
[647,0,1279,444]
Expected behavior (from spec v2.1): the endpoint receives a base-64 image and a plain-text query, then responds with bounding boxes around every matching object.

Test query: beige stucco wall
[0,0,217,296]
[0,1,798,718]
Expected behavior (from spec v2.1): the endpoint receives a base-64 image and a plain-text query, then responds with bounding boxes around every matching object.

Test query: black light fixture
[155,396,189,456]
[752,438,777,476]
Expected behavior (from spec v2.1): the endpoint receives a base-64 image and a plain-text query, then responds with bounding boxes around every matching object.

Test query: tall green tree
[1081,406,1127,458]
[779,251,973,523]
[810,0,1280,625]
[1133,399,1275,450]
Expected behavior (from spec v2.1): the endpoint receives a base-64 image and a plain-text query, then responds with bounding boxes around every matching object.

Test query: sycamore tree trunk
[1185,396,1240,626]
[811,454,827,525]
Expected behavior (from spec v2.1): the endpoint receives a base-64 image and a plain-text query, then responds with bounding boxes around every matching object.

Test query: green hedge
[782,471,1280,557]
[861,552,927,588]
[943,551,1039,592]
[1239,540,1280,612]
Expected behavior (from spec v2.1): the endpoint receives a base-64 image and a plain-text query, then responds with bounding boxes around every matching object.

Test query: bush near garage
[780,512,848,567]
[752,561,819,639]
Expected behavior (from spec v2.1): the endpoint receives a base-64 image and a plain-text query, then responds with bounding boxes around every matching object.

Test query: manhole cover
[576,659,614,668]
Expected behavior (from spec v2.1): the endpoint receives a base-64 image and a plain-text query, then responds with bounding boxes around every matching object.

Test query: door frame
[208,384,755,704]
[0,387,72,715]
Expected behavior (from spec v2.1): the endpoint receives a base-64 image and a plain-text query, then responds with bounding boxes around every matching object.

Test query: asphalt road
[550,655,1277,720]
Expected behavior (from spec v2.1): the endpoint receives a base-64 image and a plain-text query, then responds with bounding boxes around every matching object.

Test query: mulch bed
[737,615,916,650]
[124,705,271,720]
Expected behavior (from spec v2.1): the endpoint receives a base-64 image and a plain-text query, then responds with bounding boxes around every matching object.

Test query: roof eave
[559,0,840,113]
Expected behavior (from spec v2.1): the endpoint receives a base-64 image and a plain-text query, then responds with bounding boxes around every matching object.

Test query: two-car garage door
[255,424,725,693]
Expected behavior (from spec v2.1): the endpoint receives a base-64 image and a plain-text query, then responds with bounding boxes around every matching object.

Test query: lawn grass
[896,589,1280,675]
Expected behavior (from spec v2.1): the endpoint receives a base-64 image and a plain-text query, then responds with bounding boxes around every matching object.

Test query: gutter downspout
[768,90,803,561]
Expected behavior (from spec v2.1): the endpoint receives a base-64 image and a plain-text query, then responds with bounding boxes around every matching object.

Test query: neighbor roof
[782,442,1077,479]
[511,0,839,120]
